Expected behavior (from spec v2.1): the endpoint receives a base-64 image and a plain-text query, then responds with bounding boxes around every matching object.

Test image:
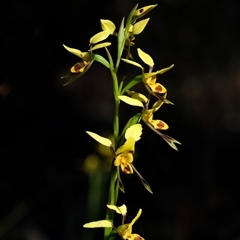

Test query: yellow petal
[128,24,133,33]
[126,90,148,103]
[137,48,154,67]
[86,131,112,147]
[63,44,90,60]
[83,220,112,228]
[123,209,142,236]
[115,137,135,155]
[90,30,110,44]
[121,58,143,69]
[141,109,153,122]
[107,204,127,215]
[90,42,111,51]
[133,4,158,18]
[118,95,143,107]
[133,18,150,35]
[100,19,116,34]
[125,124,142,141]
[152,100,164,110]
[155,64,174,74]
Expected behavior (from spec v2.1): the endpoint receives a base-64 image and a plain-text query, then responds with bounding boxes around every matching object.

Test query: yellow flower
[119,92,181,151]
[133,4,158,20]
[119,92,168,130]
[83,205,144,240]
[127,18,150,42]
[107,204,127,224]
[63,44,92,73]
[63,43,111,73]
[124,19,150,59]
[117,208,144,240]
[86,124,152,193]
[122,48,174,103]
[89,19,116,45]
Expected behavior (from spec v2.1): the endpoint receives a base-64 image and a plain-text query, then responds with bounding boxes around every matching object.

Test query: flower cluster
[86,124,152,194]
[84,204,144,240]
[62,3,181,240]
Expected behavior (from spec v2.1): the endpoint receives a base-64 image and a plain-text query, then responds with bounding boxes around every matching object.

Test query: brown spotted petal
[145,76,167,94]
[149,117,169,130]
[115,152,134,174]
[121,162,134,174]
[70,61,90,73]
[125,233,144,240]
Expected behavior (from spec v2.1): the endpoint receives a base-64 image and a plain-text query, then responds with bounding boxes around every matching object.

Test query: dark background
[1,1,240,240]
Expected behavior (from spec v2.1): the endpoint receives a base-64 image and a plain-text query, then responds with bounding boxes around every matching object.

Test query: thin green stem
[104,54,120,240]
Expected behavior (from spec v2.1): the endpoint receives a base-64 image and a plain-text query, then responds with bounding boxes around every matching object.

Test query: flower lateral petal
[121,58,144,69]
[155,64,174,75]
[119,95,143,107]
[90,42,111,51]
[90,30,110,44]
[133,18,150,35]
[83,220,112,228]
[127,90,148,103]
[131,165,153,194]
[107,204,127,216]
[63,44,83,58]
[86,131,112,147]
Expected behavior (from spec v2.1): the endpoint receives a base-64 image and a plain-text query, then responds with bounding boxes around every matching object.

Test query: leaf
[117,18,125,62]
[125,4,139,32]
[105,47,115,71]
[120,75,142,95]
[92,53,110,69]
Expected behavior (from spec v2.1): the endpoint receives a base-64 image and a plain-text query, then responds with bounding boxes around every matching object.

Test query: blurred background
[0,0,240,240]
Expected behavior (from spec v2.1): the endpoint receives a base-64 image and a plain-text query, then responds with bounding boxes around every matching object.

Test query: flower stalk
[62,3,180,240]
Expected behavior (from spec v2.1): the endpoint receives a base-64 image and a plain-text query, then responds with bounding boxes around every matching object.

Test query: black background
[1,1,240,240]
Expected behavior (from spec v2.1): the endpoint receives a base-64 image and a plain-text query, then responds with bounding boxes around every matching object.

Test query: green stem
[104,63,120,240]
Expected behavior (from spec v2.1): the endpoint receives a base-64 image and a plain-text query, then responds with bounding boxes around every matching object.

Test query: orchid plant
[62,4,181,240]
